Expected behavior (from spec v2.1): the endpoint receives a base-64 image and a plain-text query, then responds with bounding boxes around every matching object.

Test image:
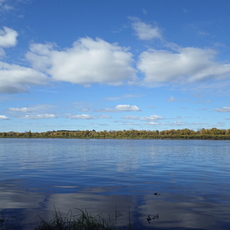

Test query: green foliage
[0,128,230,140]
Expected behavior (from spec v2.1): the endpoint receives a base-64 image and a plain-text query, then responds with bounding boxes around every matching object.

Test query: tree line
[1,128,230,140]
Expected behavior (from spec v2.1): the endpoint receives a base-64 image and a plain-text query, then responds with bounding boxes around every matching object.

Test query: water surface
[0,138,230,229]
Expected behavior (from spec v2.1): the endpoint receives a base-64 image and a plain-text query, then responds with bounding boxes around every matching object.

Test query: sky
[0,0,230,132]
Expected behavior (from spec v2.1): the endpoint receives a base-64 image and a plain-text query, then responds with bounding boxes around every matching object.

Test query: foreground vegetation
[0,208,132,230]
[1,128,230,140]
[34,209,128,230]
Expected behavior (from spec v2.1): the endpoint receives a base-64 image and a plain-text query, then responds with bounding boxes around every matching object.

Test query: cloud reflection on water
[1,139,230,229]
[1,183,230,230]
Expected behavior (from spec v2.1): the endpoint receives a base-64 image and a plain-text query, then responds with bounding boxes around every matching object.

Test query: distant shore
[1,128,230,140]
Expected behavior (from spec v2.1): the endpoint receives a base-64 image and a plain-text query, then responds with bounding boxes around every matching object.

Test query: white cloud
[100,115,112,119]
[0,27,43,93]
[97,108,116,113]
[121,115,139,119]
[141,115,164,121]
[8,105,57,119]
[26,43,54,71]
[214,107,230,112]
[115,104,141,111]
[167,96,177,102]
[138,47,230,85]
[2,20,230,95]
[8,107,31,112]
[8,105,56,117]
[22,114,56,119]
[0,0,30,13]
[0,115,9,119]
[130,17,162,40]
[66,114,97,119]
[171,121,186,126]
[198,100,211,103]
[0,0,13,12]
[97,105,141,113]
[0,62,48,93]
[80,108,89,112]
[0,27,18,48]
[147,121,158,125]
[26,37,136,86]
[123,122,139,125]
[105,96,121,101]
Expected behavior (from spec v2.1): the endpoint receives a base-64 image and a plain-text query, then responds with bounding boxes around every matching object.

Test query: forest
[1,128,230,140]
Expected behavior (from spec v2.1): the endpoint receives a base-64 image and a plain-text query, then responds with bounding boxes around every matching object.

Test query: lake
[0,138,230,229]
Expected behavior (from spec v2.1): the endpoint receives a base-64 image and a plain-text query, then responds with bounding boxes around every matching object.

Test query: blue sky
[0,0,230,132]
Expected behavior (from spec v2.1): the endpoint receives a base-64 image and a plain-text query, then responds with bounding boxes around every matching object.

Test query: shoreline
[1,128,230,140]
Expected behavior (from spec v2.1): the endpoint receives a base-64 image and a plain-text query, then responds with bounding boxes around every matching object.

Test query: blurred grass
[1,208,132,230]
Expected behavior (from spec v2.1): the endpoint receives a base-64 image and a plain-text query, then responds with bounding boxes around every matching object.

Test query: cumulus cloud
[0,27,18,48]
[138,47,230,85]
[0,27,49,94]
[66,114,97,119]
[171,121,186,126]
[97,108,116,113]
[26,43,54,71]
[123,122,139,125]
[26,37,136,86]
[198,100,211,103]
[131,19,230,86]
[98,105,141,113]
[141,115,164,121]
[121,115,139,119]
[0,62,48,93]
[100,115,112,119]
[130,17,162,40]
[0,115,9,119]
[147,121,158,125]
[2,19,230,95]
[8,105,56,120]
[8,105,57,119]
[8,107,31,112]
[22,114,56,119]
[105,96,121,101]
[214,107,230,112]
[8,104,54,119]
[0,0,14,12]
[167,96,177,102]
[115,104,141,111]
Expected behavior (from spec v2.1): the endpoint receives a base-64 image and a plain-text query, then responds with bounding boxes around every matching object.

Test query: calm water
[0,138,230,229]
